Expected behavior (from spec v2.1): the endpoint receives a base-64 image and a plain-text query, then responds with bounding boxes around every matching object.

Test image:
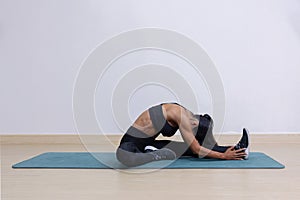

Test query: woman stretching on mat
[116,103,249,167]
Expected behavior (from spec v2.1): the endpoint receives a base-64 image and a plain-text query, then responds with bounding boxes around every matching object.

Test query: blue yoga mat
[12,152,284,169]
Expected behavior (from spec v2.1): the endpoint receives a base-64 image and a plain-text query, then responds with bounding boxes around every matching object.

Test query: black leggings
[116,126,230,167]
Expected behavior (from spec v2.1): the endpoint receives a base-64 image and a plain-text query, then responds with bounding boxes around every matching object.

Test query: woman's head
[192,114,214,141]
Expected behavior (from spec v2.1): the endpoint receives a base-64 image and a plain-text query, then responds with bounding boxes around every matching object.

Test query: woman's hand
[223,146,247,160]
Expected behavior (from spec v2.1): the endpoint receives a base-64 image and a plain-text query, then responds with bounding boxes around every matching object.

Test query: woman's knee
[116,147,140,167]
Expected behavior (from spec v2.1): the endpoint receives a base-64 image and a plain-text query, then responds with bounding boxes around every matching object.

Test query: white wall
[1,0,300,134]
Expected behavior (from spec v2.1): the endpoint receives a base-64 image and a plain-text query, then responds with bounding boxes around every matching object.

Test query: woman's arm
[173,108,246,160]
[190,139,246,160]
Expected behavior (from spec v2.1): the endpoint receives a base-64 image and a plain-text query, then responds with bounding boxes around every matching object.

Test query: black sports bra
[149,102,184,137]
[159,120,179,137]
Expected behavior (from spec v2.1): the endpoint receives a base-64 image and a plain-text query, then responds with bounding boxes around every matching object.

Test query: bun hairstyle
[193,114,213,141]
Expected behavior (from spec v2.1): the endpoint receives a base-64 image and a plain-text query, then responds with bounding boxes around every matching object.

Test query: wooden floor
[1,134,300,200]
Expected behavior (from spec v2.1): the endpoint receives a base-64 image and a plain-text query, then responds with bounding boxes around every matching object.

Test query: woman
[116,103,249,167]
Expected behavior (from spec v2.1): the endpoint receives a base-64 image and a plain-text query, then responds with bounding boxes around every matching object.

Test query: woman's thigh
[151,140,196,157]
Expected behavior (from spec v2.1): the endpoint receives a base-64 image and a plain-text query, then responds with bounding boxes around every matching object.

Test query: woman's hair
[192,114,213,140]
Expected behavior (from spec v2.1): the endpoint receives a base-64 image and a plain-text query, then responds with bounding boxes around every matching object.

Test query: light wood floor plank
[1,135,300,200]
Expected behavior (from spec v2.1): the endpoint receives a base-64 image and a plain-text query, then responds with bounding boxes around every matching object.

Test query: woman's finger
[235,148,246,153]
[229,146,235,150]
